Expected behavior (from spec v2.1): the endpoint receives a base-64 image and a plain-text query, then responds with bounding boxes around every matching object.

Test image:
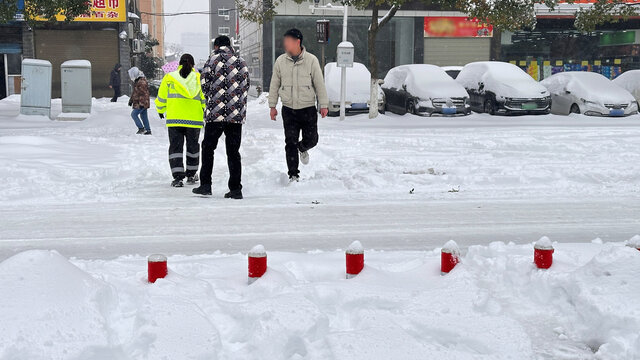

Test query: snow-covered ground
[1,94,640,359]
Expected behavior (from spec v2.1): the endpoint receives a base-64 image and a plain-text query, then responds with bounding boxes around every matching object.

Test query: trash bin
[61,60,92,114]
[20,59,52,117]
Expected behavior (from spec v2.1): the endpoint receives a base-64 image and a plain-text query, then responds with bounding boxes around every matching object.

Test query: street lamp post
[310,3,349,121]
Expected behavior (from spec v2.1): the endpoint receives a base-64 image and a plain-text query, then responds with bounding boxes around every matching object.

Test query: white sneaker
[300,150,309,165]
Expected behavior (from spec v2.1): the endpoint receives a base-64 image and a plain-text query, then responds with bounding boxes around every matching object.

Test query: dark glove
[128,100,133,106]
[159,113,164,119]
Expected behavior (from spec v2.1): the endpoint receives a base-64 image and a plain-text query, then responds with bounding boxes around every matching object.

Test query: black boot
[171,178,184,187]
[224,189,243,199]
[193,184,212,196]
[136,128,145,134]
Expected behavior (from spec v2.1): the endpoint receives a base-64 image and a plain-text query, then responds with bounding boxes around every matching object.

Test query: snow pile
[535,236,553,249]
[2,240,640,359]
[383,64,468,99]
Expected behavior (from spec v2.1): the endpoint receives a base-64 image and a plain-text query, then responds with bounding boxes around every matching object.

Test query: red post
[148,254,168,283]
[534,237,554,269]
[248,245,267,284]
[441,240,460,275]
[346,241,364,279]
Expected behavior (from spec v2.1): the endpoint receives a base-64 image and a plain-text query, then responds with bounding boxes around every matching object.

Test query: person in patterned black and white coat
[193,35,250,199]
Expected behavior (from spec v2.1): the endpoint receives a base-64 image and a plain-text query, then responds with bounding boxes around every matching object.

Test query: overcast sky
[163,0,210,61]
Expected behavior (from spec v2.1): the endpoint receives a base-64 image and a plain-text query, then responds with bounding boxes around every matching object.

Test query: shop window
[219,27,231,36]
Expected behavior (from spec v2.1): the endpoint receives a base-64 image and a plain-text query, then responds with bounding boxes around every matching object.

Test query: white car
[456,61,551,115]
[382,64,471,116]
[441,66,463,79]
[324,62,384,116]
[613,70,640,103]
[541,71,638,116]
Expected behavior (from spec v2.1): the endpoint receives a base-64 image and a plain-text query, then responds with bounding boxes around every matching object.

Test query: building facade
[239,1,493,96]
[139,0,164,57]
[209,0,236,54]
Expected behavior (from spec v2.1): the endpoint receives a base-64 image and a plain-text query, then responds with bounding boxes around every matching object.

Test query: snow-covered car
[382,64,471,116]
[613,70,640,104]
[456,61,551,115]
[541,71,638,116]
[324,62,384,116]
[441,66,463,79]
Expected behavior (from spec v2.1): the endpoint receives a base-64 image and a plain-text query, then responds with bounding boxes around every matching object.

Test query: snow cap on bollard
[627,235,640,251]
[534,236,554,269]
[441,240,460,275]
[148,254,168,283]
[248,244,267,284]
[346,241,364,279]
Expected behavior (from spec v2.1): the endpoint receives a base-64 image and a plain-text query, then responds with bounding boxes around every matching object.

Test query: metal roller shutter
[34,29,118,98]
[424,38,491,66]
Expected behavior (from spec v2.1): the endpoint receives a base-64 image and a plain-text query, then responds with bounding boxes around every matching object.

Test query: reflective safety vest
[155,68,205,128]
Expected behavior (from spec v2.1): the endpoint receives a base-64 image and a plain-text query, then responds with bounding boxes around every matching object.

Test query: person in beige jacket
[269,28,329,183]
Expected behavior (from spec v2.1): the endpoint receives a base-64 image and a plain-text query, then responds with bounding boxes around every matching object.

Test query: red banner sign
[424,17,493,38]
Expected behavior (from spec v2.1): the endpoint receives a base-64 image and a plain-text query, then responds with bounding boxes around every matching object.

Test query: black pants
[110,86,121,102]
[168,127,201,180]
[200,122,242,191]
[282,106,318,177]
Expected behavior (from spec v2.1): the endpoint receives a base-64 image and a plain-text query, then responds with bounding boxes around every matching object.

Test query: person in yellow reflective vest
[155,54,206,187]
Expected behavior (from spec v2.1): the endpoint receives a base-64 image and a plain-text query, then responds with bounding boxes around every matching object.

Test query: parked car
[541,71,638,116]
[613,70,640,104]
[382,64,471,116]
[441,66,463,79]
[324,62,384,116]
[456,61,551,115]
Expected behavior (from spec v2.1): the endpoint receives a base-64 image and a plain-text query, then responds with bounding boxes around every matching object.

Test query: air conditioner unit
[132,39,144,54]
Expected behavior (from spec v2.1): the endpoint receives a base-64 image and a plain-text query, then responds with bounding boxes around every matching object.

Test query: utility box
[336,41,354,68]
[20,59,52,117]
[61,60,92,114]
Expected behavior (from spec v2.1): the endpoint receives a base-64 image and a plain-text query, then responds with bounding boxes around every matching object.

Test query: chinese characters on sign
[39,0,125,22]
[424,17,493,38]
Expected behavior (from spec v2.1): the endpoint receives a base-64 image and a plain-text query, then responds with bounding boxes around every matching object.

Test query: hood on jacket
[113,63,121,71]
[128,67,145,81]
[214,46,234,56]
[169,66,200,98]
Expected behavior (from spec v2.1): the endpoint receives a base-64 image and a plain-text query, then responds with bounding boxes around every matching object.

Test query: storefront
[423,16,493,66]
[499,17,640,80]
[0,24,23,99]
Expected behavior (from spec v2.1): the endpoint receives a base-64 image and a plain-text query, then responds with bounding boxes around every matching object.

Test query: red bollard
[248,245,267,284]
[627,235,640,252]
[148,254,168,283]
[534,236,554,269]
[441,240,460,275]
[346,241,364,279]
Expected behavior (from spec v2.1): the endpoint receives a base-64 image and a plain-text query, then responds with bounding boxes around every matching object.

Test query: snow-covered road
[0,94,639,259]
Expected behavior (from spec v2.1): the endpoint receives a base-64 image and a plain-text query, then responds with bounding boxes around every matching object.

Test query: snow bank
[535,236,553,249]
[2,242,640,359]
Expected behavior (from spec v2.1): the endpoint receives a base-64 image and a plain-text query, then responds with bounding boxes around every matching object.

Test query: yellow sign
[594,60,601,66]
[509,60,516,65]
[37,0,126,22]
[581,61,589,66]
[555,60,563,66]
[543,61,550,66]
[519,60,526,66]
[614,58,622,64]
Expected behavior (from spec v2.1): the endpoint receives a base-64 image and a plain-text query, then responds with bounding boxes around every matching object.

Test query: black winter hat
[284,28,303,43]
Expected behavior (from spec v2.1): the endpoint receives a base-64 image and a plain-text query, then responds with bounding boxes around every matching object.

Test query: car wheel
[406,99,417,115]
[483,99,496,115]
[570,104,580,114]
